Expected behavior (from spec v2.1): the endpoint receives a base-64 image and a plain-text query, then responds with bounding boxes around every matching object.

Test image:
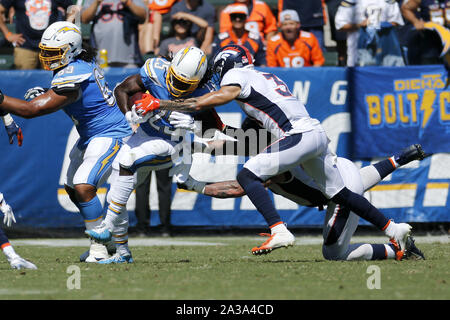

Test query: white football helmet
[39,21,83,71]
[166,46,208,98]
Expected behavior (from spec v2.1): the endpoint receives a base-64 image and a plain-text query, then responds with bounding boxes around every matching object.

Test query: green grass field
[0,236,448,300]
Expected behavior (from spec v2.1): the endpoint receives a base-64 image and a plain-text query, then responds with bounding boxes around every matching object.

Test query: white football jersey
[220,67,321,138]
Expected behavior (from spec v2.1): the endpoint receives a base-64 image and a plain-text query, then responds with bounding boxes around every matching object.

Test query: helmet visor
[39,43,68,71]
[167,66,200,97]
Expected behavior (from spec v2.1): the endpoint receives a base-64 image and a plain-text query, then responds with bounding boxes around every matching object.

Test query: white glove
[0,193,16,227]
[169,111,198,132]
[125,105,152,125]
[177,175,206,194]
[24,86,46,101]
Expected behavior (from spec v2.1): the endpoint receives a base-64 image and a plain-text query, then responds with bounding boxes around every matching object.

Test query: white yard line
[10,235,449,247]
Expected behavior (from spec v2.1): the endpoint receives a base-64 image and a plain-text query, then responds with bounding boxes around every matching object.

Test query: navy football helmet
[208,44,254,83]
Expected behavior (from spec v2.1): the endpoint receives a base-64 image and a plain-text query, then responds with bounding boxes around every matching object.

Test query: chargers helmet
[210,44,254,80]
[39,21,83,71]
[166,46,208,98]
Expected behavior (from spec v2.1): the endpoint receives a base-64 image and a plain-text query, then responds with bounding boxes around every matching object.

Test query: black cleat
[404,236,425,260]
[394,144,426,166]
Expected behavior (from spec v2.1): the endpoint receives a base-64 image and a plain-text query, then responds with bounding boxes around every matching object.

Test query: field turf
[0,236,448,301]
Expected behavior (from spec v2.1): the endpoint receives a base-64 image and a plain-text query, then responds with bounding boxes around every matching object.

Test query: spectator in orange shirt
[266,9,325,67]
[219,0,277,43]
[212,3,266,66]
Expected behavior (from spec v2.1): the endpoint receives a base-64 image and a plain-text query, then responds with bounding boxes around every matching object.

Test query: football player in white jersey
[177,141,426,261]
[136,44,413,258]
[0,22,133,262]
[0,115,37,269]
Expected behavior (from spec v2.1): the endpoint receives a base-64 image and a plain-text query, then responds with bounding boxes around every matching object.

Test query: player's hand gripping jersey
[139,57,222,140]
[220,67,321,138]
[51,59,132,148]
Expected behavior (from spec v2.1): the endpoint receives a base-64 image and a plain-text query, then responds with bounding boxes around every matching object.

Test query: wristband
[5,32,12,41]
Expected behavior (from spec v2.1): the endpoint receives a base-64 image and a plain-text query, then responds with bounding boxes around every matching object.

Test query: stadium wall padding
[0,65,448,229]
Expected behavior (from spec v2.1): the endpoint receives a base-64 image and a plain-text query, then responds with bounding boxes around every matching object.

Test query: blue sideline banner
[351,65,450,157]
[0,66,448,230]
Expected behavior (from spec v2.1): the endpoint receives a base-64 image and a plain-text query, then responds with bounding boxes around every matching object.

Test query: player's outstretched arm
[160,85,242,113]
[0,89,77,118]
[180,175,281,199]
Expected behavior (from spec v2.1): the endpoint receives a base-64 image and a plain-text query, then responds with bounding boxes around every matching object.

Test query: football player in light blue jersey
[85,47,226,263]
[0,21,132,263]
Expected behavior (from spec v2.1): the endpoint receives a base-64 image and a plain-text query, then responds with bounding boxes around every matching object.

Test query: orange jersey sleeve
[148,0,178,14]
[300,31,325,66]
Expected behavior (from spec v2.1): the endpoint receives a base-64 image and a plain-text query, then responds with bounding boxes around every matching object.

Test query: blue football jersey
[51,59,132,149]
[139,57,214,141]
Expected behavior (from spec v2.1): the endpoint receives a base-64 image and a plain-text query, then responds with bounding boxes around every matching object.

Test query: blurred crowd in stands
[0,0,448,70]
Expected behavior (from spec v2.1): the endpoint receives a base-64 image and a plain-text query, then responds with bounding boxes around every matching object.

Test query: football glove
[135,93,160,116]
[24,86,47,101]
[125,104,152,125]
[0,193,16,227]
[168,111,198,132]
[5,121,23,146]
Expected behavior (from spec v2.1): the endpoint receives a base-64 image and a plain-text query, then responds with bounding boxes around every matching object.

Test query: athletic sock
[331,187,389,230]
[237,168,282,227]
[79,196,104,230]
[103,174,134,230]
[2,243,19,261]
[370,244,388,260]
[375,158,397,177]
[112,210,130,256]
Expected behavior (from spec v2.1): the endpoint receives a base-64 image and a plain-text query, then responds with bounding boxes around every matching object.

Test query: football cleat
[96,252,134,264]
[404,236,425,260]
[10,257,37,270]
[85,225,112,244]
[85,241,109,263]
[251,231,295,255]
[394,144,426,166]
[389,223,412,261]
[80,240,116,262]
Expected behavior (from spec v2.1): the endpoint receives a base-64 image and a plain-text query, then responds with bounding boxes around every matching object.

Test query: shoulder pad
[218,32,230,40]
[142,58,168,86]
[51,62,91,89]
